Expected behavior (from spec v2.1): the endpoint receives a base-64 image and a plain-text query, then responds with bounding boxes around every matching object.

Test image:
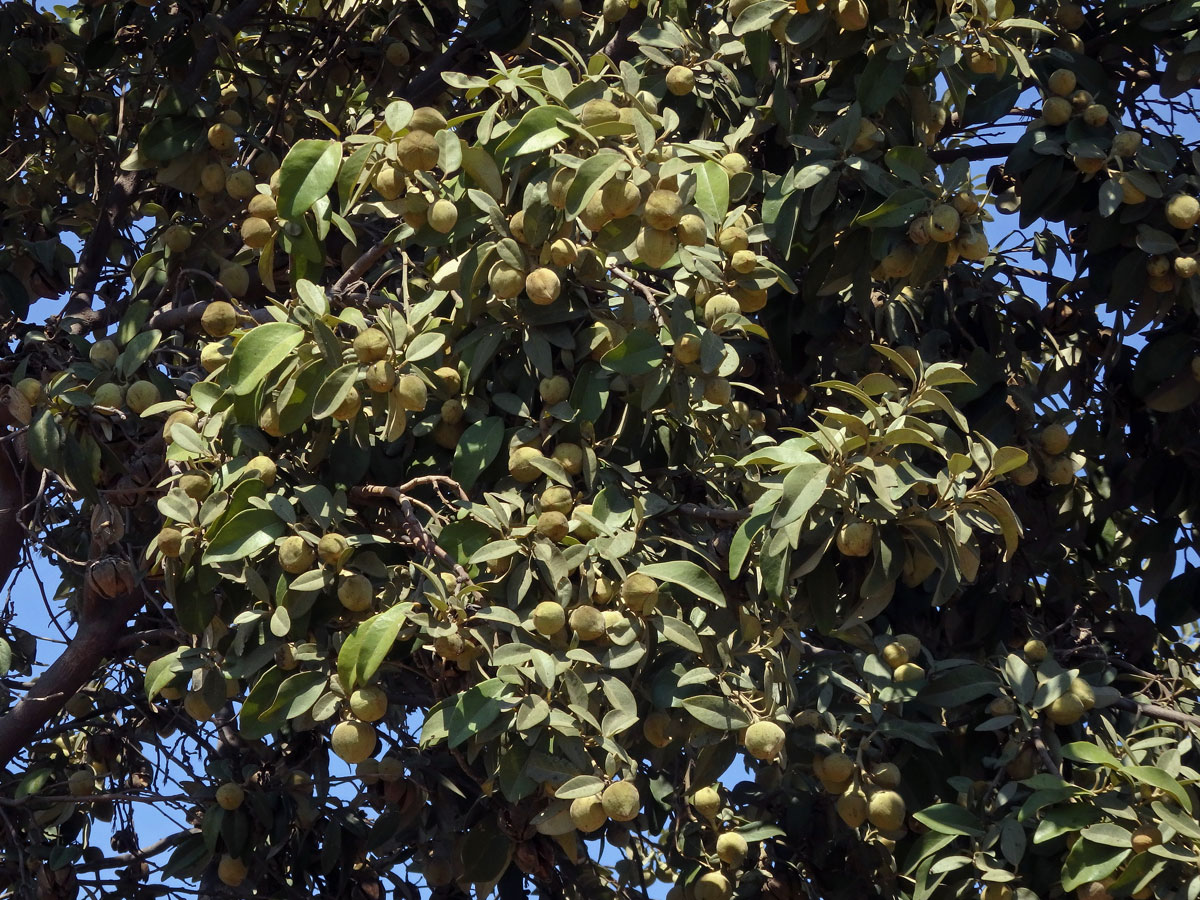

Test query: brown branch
[0,591,143,769]
[332,238,396,296]
[75,831,192,872]
[350,485,472,585]
[1030,725,1061,776]
[676,503,751,523]
[929,141,1018,163]
[610,268,667,328]
[61,169,141,332]
[1113,697,1200,728]
[0,441,27,594]
[147,300,272,332]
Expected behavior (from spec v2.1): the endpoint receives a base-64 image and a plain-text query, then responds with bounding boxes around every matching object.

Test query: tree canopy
[2,0,1200,897]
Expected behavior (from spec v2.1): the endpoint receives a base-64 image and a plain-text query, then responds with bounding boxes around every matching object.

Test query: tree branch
[59,0,273,332]
[75,831,192,872]
[0,441,27,594]
[350,485,472,585]
[61,169,141,332]
[332,238,395,297]
[1112,697,1200,728]
[929,141,1018,163]
[0,591,143,769]
[676,503,751,523]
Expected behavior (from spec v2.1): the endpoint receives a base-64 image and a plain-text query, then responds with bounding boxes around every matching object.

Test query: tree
[1,0,1200,895]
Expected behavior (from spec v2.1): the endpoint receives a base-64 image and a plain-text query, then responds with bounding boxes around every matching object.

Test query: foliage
[1,0,1200,898]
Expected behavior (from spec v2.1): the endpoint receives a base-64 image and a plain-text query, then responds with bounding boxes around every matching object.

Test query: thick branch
[0,441,26,593]
[332,238,395,296]
[677,503,751,523]
[178,0,272,97]
[0,592,142,769]
[350,485,472,584]
[1113,697,1200,728]
[929,141,1018,163]
[61,169,141,331]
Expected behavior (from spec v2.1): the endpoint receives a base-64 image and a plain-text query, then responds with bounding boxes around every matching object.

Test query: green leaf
[1152,800,1200,839]
[734,822,788,841]
[405,331,446,362]
[555,775,607,800]
[912,803,986,838]
[771,457,830,528]
[693,161,730,221]
[496,106,577,161]
[277,140,342,220]
[855,188,928,227]
[680,695,752,730]
[447,678,507,748]
[1032,804,1102,843]
[226,322,305,396]
[601,329,664,375]
[990,446,1029,477]
[1060,742,1120,768]
[920,664,999,707]
[383,100,414,133]
[732,0,789,34]
[461,146,503,199]
[144,647,185,699]
[458,814,514,885]
[311,363,360,420]
[565,152,625,219]
[202,509,285,564]
[238,667,287,740]
[138,116,205,162]
[637,561,724,606]
[729,509,771,578]
[26,410,63,472]
[337,604,408,692]
[1122,766,1192,813]
[453,417,503,491]
[1060,838,1129,892]
[601,676,639,736]
[263,671,327,719]
[468,540,521,565]
[116,329,162,379]
[659,616,703,653]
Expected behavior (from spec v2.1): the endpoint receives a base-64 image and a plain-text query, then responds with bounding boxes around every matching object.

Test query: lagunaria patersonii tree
[1,0,1200,898]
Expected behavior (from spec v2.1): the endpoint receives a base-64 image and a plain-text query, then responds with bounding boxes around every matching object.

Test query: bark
[0,442,25,596]
[0,592,142,769]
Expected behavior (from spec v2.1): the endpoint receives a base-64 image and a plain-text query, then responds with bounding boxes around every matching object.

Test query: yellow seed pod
[397,130,440,172]
[665,65,695,96]
[601,781,640,822]
[526,268,561,305]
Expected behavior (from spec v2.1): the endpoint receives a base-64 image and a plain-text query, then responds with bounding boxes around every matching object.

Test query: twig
[610,267,667,328]
[74,831,191,871]
[393,475,470,503]
[1030,724,1060,776]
